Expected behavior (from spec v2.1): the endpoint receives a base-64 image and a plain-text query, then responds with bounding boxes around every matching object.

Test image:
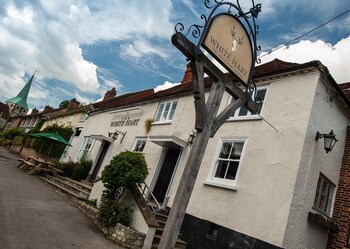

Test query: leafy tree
[59,100,70,109]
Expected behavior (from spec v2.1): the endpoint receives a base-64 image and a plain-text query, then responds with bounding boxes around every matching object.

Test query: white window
[76,136,94,161]
[132,138,147,152]
[229,87,267,119]
[313,174,335,216]
[206,139,246,188]
[80,113,88,122]
[154,100,178,122]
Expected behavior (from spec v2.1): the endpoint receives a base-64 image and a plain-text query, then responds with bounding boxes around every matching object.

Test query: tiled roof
[338,82,350,100]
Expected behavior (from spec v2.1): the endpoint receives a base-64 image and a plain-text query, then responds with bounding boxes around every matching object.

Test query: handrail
[136,182,161,215]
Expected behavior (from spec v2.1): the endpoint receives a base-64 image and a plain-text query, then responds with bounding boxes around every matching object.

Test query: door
[91,141,110,181]
[152,148,181,203]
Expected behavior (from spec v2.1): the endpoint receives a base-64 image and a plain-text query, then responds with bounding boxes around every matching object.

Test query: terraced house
[62,59,350,249]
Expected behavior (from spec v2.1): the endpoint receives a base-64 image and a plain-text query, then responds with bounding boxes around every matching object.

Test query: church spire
[6,72,35,116]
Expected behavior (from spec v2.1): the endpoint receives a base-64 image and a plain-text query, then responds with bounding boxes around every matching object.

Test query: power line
[259,8,350,59]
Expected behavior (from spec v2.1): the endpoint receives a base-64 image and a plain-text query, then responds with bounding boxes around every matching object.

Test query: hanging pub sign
[202,13,253,85]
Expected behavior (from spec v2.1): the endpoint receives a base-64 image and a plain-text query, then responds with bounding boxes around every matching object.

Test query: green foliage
[98,198,133,228]
[101,151,148,199]
[97,151,148,228]
[32,124,73,158]
[53,160,79,177]
[59,100,70,109]
[72,156,93,181]
[1,128,25,140]
[52,156,92,181]
[0,128,25,146]
[11,136,23,146]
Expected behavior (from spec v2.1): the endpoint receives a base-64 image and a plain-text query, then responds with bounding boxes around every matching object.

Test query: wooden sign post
[158,32,258,249]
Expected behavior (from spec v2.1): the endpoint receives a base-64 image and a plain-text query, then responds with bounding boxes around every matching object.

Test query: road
[0,146,122,249]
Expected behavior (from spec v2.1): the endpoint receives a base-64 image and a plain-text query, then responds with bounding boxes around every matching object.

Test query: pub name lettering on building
[110,117,140,127]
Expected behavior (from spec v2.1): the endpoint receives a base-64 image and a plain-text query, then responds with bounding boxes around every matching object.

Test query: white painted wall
[282,76,348,249]
[64,69,348,248]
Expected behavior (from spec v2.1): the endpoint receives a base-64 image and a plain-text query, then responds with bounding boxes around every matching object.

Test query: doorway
[91,141,110,181]
[152,148,182,203]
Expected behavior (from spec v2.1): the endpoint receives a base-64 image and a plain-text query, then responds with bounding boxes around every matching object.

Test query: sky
[0,0,349,109]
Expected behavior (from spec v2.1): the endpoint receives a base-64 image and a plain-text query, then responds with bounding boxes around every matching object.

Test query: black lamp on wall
[108,130,126,143]
[315,130,338,153]
[187,130,196,147]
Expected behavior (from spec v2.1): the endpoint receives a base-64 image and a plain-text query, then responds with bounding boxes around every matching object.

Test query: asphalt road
[0,147,122,249]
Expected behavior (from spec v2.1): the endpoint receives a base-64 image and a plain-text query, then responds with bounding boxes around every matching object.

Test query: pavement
[0,146,123,249]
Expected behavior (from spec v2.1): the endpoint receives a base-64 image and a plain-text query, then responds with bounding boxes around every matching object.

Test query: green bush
[1,128,25,140]
[53,160,79,178]
[101,151,148,199]
[98,151,149,228]
[11,135,24,146]
[98,198,133,228]
[72,156,93,181]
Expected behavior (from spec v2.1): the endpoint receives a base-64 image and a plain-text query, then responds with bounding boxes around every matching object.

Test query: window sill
[152,121,172,125]
[307,211,339,232]
[227,116,262,122]
[204,180,238,191]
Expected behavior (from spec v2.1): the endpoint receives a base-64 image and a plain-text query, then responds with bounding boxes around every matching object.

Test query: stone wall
[73,200,145,249]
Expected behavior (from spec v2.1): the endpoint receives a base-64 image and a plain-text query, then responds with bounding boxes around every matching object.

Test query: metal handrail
[136,182,161,215]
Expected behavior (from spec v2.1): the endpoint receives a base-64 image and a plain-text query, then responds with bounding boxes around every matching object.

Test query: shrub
[72,156,93,181]
[98,198,133,228]
[11,135,24,146]
[101,151,148,200]
[98,151,149,228]
[1,128,25,140]
[53,160,79,178]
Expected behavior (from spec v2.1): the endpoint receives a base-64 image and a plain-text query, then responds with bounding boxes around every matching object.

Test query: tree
[59,100,70,108]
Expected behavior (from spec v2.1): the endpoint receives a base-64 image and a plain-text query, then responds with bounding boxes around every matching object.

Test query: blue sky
[0,0,349,110]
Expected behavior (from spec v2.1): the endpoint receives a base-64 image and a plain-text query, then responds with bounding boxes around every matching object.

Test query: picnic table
[17,156,63,177]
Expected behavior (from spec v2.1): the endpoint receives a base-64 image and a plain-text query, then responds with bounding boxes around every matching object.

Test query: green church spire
[6,72,35,110]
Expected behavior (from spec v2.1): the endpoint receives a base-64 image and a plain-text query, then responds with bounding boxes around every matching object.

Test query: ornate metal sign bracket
[175,0,262,103]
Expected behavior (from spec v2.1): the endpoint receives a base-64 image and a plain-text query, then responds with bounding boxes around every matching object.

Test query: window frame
[132,137,147,152]
[227,86,268,121]
[76,136,95,161]
[153,100,178,123]
[205,138,247,189]
[313,173,336,217]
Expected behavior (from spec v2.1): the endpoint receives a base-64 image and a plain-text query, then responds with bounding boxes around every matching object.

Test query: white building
[64,59,350,249]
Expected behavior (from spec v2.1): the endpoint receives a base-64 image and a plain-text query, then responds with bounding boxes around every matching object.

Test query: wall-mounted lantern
[315,130,338,153]
[187,130,196,147]
[108,130,126,143]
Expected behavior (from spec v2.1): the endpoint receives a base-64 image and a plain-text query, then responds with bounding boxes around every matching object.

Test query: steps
[151,208,187,249]
[40,175,92,201]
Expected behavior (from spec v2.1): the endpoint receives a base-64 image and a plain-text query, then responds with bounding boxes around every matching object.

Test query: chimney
[181,63,192,84]
[31,108,39,114]
[43,105,54,113]
[103,87,117,100]
[67,98,80,110]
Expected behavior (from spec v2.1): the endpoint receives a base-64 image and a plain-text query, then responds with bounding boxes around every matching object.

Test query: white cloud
[259,35,350,83]
[0,0,174,106]
[154,81,180,92]
[120,39,170,60]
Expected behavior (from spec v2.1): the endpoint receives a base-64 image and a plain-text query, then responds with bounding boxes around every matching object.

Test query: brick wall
[327,130,350,249]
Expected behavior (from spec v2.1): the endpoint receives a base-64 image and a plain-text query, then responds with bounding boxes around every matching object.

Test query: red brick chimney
[103,87,117,100]
[181,63,192,84]
[67,98,80,110]
[31,108,39,114]
[43,105,54,113]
